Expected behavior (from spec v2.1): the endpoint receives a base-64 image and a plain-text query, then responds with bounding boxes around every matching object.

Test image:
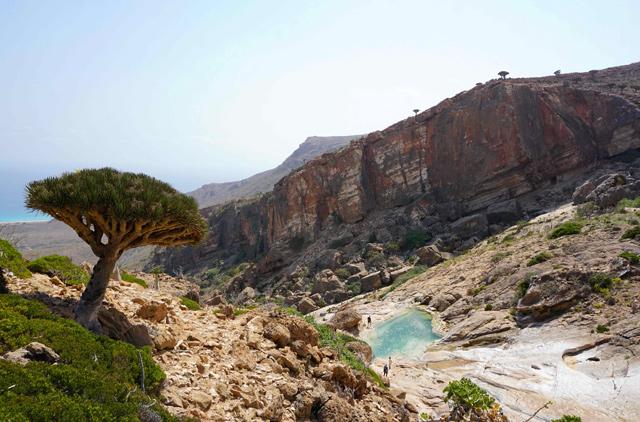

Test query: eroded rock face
[154,66,640,277]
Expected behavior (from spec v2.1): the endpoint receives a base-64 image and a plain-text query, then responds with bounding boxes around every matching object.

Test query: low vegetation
[586,273,614,296]
[551,416,583,422]
[619,251,640,264]
[515,273,536,300]
[401,229,432,251]
[0,239,31,279]
[27,255,89,285]
[121,271,148,288]
[527,251,552,266]
[596,324,609,333]
[304,315,385,388]
[548,221,582,239]
[621,226,640,240]
[180,296,201,311]
[443,377,502,420]
[0,294,173,421]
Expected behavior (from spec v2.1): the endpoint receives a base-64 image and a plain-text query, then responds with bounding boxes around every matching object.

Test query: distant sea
[0,213,50,223]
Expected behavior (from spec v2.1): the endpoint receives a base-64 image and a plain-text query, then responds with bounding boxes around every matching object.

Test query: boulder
[450,213,488,239]
[443,311,514,342]
[153,330,177,350]
[584,174,640,208]
[345,262,366,275]
[2,342,60,365]
[263,322,291,347]
[218,304,234,318]
[329,308,361,332]
[315,249,343,270]
[415,245,447,266]
[360,271,382,292]
[297,297,318,314]
[486,199,521,225]
[572,180,596,204]
[205,293,226,306]
[323,289,351,304]
[517,272,591,322]
[190,390,212,411]
[136,301,169,323]
[389,266,411,280]
[312,272,343,295]
[236,286,256,304]
[430,292,459,311]
[281,317,319,346]
[345,341,373,365]
[98,306,154,347]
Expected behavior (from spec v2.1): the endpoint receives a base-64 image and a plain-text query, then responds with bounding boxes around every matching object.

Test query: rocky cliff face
[155,63,640,278]
[188,135,361,208]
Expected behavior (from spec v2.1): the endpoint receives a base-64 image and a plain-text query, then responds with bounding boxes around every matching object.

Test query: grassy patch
[515,273,536,300]
[587,273,613,296]
[551,417,582,422]
[27,255,88,285]
[595,324,609,333]
[0,294,173,421]
[382,266,427,298]
[548,221,582,239]
[619,251,640,264]
[0,239,31,279]
[526,251,552,267]
[121,271,148,288]
[490,251,511,263]
[334,268,350,280]
[179,296,201,311]
[621,226,640,240]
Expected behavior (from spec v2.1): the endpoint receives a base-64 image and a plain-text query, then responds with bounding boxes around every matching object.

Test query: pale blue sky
[1,0,639,220]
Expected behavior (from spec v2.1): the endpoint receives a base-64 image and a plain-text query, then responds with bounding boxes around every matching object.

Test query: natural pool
[365,308,440,359]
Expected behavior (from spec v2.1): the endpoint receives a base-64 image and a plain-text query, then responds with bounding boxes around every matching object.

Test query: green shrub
[616,196,640,211]
[515,273,535,300]
[491,252,510,263]
[334,268,350,280]
[621,226,640,240]
[443,377,495,411]
[385,242,400,253]
[548,221,582,239]
[401,229,432,251]
[587,273,613,296]
[27,255,88,285]
[468,286,486,297]
[0,239,31,279]
[346,282,361,295]
[121,271,148,288]
[180,296,201,311]
[527,251,552,267]
[595,324,609,333]
[551,415,583,422]
[484,304,493,311]
[0,295,172,421]
[619,251,640,264]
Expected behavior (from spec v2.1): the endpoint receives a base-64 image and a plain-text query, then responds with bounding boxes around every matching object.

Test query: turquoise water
[366,309,440,359]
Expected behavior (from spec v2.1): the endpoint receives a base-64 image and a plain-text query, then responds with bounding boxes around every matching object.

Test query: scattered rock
[430,292,460,312]
[136,301,169,323]
[297,297,318,314]
[2,342,60,365]
[153,330,177,351]
[416,245,448,266]
[263,322,291,347]
[360,271,382,292]
[189,390,212,411]
[236,286,256,304]
[205,293,226,306]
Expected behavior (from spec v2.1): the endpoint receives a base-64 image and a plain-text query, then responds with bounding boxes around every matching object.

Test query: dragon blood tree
[25,168,207,331]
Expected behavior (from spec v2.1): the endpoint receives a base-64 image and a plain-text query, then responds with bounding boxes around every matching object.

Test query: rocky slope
[3,270,412,421]
[313,200,640,421]
[188,135,361,208]
[152,62,640,301]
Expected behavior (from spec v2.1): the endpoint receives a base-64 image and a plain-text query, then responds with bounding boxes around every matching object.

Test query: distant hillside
[188,135,361,207]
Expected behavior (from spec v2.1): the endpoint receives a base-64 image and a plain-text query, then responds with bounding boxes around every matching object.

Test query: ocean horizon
[0,213,51,223]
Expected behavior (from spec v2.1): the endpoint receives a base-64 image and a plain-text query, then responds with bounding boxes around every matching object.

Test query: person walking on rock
[388,356,392,371]
[367,315,372,328]
[383,363,389,378]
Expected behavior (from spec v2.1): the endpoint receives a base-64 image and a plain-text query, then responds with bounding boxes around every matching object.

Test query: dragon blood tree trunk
[74,254,118,332]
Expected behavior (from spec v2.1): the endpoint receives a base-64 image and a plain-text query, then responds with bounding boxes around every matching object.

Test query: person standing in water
[367,315,372,328]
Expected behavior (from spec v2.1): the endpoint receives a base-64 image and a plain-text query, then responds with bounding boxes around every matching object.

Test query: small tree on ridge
[26,168,207,330]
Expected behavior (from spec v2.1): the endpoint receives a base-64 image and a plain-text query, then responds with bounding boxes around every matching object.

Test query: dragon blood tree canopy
[25,168,207,258]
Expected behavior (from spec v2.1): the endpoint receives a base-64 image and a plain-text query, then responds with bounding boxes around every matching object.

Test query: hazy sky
[1,0,639,215]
